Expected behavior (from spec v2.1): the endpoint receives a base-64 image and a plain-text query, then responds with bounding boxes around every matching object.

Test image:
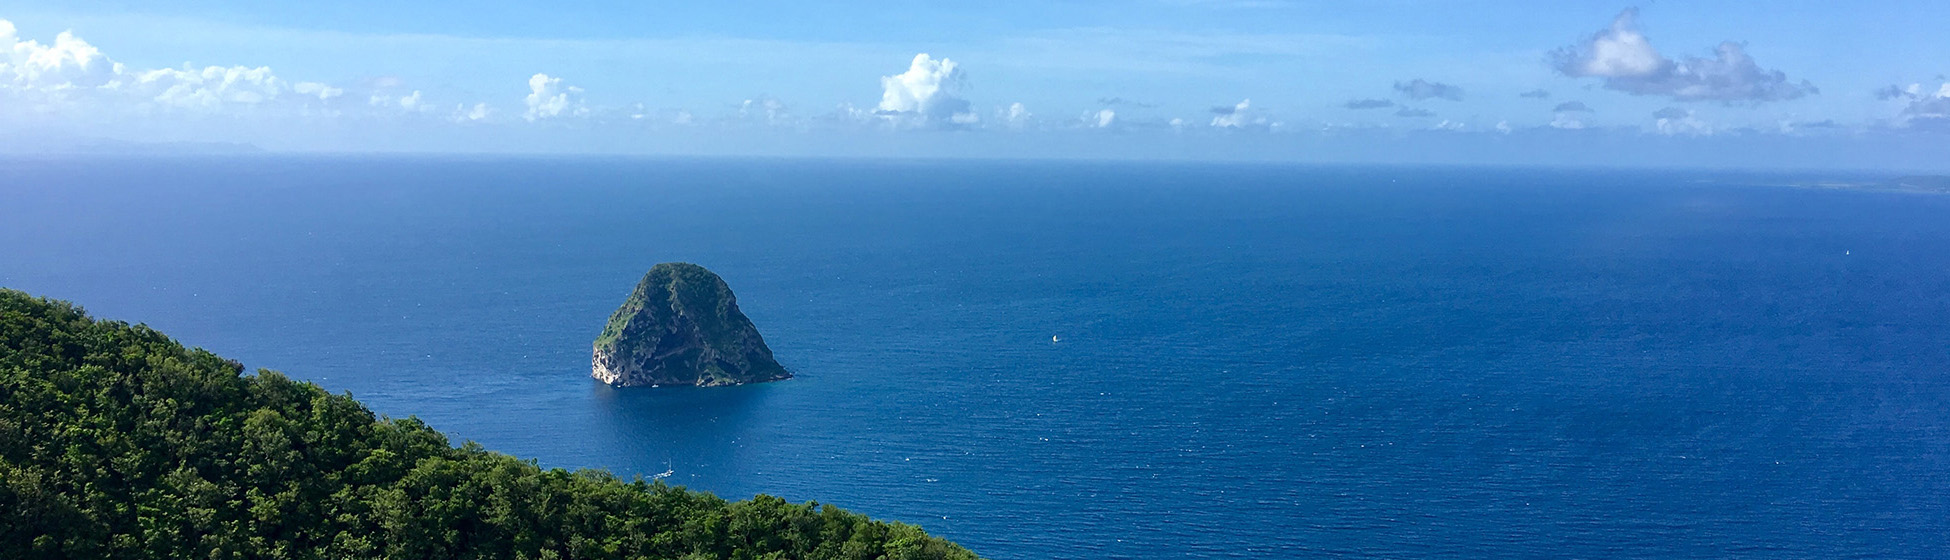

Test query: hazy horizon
[4,2,1949,170]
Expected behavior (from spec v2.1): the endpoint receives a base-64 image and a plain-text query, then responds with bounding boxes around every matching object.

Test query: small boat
[1051,335,1061,343]
[651,460,674,480]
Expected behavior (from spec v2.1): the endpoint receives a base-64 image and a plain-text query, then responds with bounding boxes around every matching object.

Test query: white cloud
[1001,102,1030,129]
[1495,120,1513,134]
[1092,108,1116,128]
[0,18,336,116]
[1209,98,1256,128]
[1552,8,1815,103]
[138,65,287,110]
[1894,81,1950,130]
[1,19,124,90]
[1873,83,1922,101]
[1650,107,1710,135]
[294,82,343,101]
[452,102,491,122]
[739,96,789,125]
[1549,112,1585,129]
[1655,115,1710,136]
[1872,81,1950,129]
[369,90,424,112]
[524,73,585,121]
[876,53,975,127]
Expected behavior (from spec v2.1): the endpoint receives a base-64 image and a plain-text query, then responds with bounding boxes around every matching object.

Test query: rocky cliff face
[593,263,791,387]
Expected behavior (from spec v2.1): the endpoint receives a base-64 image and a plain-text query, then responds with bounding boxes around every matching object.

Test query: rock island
[593,263,792,387]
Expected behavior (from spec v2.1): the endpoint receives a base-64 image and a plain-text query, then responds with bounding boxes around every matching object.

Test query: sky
[1,1,1947,170]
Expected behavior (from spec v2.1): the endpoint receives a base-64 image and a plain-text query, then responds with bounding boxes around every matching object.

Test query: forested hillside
[0,289,978,560]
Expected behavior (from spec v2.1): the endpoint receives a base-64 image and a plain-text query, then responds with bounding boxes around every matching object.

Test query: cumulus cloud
[1394,79,1464,101]
[1874,84,1919,101]
[399,91,424,111]
[1551,8,1815,103]
[876,53,975,127]
[138,65,288,110]
[294,82,344,101]
[524,73,585,121]
[1519,89,1552,99]
[1343,98,1395,109]
[1652,107,1710,136]
[1553,101,1594,113]
[739,96,788,124]
[1092,109,1116,128]
[1893,82,1950,129]
[1395,107,1434,118]
[0,18,348,116]
[452,102,491,123]
[0,19,123,90]
[1001,102,1030,129]
[1209,98,1263,128]
[1549,112,1585,129]
[371,90,425,112]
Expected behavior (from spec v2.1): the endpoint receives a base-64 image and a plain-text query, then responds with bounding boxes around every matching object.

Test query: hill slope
[0,289,977,560]
[594,263,791,387]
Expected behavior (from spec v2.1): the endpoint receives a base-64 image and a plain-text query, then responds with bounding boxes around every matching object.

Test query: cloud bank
[1552,8,1816,103]
[1885,82,1950,129]
[0,17,428,119]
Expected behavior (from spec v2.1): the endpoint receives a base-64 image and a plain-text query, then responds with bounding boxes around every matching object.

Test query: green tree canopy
[0,289,979,560]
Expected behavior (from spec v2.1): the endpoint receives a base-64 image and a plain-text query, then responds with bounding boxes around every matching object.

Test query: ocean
[3,156,1947,558]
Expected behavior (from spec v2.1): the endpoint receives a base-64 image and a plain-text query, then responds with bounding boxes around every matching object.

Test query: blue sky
[2,1,1948,169]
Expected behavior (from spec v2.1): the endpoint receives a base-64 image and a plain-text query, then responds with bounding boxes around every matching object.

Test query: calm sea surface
[3,156,1948,558]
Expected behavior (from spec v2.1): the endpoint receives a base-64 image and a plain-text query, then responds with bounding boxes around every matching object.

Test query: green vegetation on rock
[0,288,976,560]
[593,263,790,387]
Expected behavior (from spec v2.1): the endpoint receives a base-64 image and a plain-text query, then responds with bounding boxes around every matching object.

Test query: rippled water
[5,156,1948,558]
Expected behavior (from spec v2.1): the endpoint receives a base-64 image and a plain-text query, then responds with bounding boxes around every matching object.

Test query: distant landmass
[593,263,792,387]
[1887,176,1950,193]
[0,288,974,559]
[1783,175,1950,194]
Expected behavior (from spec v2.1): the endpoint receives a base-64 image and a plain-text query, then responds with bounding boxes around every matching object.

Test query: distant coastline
[1783,175,1950,194]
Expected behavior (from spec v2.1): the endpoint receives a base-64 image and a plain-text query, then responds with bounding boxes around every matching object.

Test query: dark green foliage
[0,289,977,560]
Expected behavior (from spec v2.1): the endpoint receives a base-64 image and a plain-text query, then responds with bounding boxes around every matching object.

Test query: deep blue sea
[4,156,1948,558]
